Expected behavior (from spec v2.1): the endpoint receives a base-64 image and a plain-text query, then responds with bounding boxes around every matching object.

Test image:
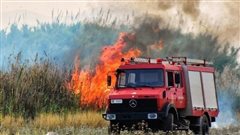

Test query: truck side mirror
[107,75,112,87]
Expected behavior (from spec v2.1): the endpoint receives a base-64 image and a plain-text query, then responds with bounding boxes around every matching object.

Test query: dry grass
[0,111,107,130]
[33,111,107,129]
[0,115,25,129]
[0,111,108,135]
[0,111,240,135]
[210,126,240,135]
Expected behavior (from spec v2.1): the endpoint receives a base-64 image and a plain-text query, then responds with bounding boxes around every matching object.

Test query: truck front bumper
[102,112,165,121]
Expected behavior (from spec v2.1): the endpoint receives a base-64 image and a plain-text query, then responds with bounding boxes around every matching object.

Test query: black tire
[192,115,209,135]
[163,113,174,132]
[200,115,209,135]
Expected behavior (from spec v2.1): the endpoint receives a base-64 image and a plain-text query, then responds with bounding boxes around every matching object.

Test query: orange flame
[67,33,141,109]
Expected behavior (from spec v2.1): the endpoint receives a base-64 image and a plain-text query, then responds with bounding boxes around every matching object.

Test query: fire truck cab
[103,57,219,134]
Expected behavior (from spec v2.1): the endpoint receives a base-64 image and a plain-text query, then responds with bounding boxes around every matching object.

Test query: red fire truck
[103,57,219,134]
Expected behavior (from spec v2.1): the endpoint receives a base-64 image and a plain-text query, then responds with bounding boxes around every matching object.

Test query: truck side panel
[180,65,219,117]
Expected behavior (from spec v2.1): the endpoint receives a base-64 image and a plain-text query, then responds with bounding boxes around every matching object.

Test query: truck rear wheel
[163,113,174,131]
[192,115,209,135]
[200,115,209,135]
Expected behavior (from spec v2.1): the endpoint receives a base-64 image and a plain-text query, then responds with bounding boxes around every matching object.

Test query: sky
[1,0,240,59]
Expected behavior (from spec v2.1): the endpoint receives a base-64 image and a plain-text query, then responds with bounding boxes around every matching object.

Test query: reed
[0,55,80,119]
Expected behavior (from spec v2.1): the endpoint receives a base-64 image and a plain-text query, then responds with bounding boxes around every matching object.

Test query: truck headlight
[148,113,157,119]
[111,99,123,104]
[106,114,116,120]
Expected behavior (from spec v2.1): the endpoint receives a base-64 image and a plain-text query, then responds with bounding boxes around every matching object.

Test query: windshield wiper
[136,84,155,89]
[125,84,137,89]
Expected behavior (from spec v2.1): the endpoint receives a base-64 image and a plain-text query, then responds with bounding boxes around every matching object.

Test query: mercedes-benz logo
[129,99,137,108]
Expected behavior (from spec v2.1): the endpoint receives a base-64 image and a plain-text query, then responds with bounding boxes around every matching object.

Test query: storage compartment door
[202,72,218,109]
[188,71,204,108]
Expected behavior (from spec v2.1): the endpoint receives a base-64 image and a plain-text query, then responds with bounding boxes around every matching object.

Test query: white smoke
[213,90,238,128]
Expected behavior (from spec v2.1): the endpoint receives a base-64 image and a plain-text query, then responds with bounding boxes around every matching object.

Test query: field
[0,112,240,135]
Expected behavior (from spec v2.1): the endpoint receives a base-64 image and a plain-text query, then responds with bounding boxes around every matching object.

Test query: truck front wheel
[163,113,174,131]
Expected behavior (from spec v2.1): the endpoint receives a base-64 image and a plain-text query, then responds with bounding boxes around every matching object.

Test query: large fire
[67,33,141,109]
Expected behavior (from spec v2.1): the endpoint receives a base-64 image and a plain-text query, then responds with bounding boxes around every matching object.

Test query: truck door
[166,71,176,104]
[174,72,185,108]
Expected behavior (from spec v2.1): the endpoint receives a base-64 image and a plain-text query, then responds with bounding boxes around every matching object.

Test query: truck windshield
[117,69,164,88]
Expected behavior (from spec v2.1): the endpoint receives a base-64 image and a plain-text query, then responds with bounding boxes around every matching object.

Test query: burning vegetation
[66,33,141,108]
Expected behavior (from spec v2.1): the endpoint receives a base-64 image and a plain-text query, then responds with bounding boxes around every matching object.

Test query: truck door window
[175,72,182,88]
[167,72,174,87]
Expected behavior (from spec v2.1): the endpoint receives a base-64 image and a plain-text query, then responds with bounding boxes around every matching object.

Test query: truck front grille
[109,99,157,112]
